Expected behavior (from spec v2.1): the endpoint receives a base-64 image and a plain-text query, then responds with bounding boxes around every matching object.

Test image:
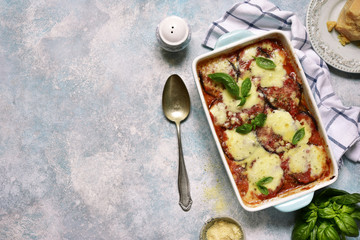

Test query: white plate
[306,0,360,73]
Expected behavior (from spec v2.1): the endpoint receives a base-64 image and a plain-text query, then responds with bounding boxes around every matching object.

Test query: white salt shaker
[156,16,191,52]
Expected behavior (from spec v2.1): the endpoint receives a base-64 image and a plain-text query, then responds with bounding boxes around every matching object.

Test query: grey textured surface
[0,0,359,239]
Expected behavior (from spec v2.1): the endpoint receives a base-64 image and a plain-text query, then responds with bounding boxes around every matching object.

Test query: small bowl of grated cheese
[200,217,245,240]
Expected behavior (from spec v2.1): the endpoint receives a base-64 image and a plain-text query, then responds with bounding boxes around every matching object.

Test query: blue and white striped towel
[202,0,360,166]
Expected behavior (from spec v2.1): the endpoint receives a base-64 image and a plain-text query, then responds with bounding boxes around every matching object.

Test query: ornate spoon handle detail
[176,121,192,211]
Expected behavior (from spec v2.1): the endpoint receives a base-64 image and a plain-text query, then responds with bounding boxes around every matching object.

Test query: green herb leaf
[292,128,305,145]
[236,123,253,134]
[256,177,273,195]
[237,78,252,106]
[257,176,273,185]
[318,207,337,219]
[238,96,246,106]
[331,193,360,205]
[208,73,240,99]
[334,213,359,237]
[332,201,342,211]
[340,205,355,214]
[304,210,318,224]
[309,225,318,240]
[254,56,276,70]
[314,188,349,205]
[240,77,251,98]
[317,222,341,240]
[350,210,360,220]
[257,184,269,195]
[251,113,267,127]
[293,188,360,240]
[292,222,313,240]
[318,200,331,209]
[308,203,318,210]
[235,113,267,135]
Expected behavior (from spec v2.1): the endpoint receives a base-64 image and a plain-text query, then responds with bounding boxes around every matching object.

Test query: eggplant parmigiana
[197,39,333,207]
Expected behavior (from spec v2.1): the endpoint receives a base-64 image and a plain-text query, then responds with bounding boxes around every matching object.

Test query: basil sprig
[236,123,253,134]
[251,112,267,128]
[208,73,240,99]
[256,176,273,195]
[292,188,360,240]
[292,127,305,145]
[236,113,267,134]
[207,73,253,106]
[238,77,252,106]
[253,56,276,70]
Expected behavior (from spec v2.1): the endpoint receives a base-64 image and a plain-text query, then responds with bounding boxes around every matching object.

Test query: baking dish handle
[215,30,255,48]
[274,192,314,212]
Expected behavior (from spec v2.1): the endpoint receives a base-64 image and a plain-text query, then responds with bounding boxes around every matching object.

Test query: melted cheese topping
[284,144,327,177]
[265,110,311,144]
[202,58,233,74]
[250,49,287,88]
[242,46,257,62]
[225,129,259,161]
[210,103,227,125]
[246,147,284,193]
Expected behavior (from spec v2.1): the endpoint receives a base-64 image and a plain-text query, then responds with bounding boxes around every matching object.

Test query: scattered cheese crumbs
[203,182,227,213]
[326,21,337,32]
[338,34,351,46]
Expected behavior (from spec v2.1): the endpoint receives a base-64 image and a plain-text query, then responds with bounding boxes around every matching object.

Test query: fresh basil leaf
[318,207,337,219]
[331,193,360,205]
[251,113,267,127]
[334,213,359,237]
[256,177,273,195]
[292,221,313,240]
[236,123,253,134]
[309,225,318,240]
[350,210,360,220]
[257,176,274,186]
[238,96,246,106]
[257,184,269,195]
[317,222,341,240]
[308,203,318,210]
[318,200,331,209]
[304,210,317,224]
[339,205,355,214]
[254,56,276,70]
[292,128,305,145]
[208,73,240,99]
[332,201,342,211]
[240,77,251,98]
[314,188,349,204]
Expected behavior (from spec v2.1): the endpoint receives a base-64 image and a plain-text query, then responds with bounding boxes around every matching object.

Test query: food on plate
[326,21,337,32]
[327,0,360,46]
[335,0,360,42]
[205,219,243,240]
[292,188,360,240]
[338,34,351,46]
[196,39,334,208]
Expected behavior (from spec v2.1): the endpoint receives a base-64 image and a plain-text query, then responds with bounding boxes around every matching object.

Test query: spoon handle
[176,121,192,211]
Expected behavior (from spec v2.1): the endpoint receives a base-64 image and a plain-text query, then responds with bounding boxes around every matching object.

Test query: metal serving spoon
[162,74,192,211]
